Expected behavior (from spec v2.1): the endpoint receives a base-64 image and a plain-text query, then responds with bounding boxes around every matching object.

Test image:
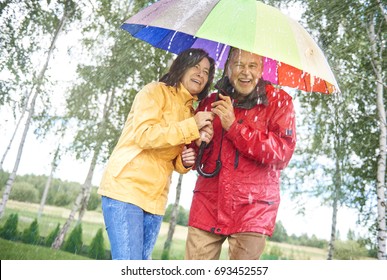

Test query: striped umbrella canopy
[122,0,339,94]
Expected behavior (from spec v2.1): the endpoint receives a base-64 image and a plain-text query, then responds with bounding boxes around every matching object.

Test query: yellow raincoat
[98,82,200,215]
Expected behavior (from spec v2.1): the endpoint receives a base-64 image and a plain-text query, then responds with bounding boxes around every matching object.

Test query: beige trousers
[185,226,266,260]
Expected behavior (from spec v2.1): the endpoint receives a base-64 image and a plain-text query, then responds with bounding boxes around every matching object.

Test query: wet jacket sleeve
[132,84,200,149]
[225,96,296,169]
[173,154,192,174]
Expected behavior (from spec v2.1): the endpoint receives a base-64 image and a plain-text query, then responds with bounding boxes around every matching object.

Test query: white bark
[0,5,67,218]
[162,174,183,259]
[367,19,386,260]
[52,89,115,249]
[0,88,34,171]
[38,145,60,219]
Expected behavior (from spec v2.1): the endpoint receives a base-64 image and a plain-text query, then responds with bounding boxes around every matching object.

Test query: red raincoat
[188,84,296,236]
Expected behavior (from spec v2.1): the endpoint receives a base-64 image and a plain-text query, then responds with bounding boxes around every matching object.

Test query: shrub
[0,170,9,191]
[63,224,83,254]
[261,243,286,260]
[9,182,39,203]
[45,223,61,247]
[334,240,368,260]
[53,192,73,207]
[0,213,19,240]
[22,218,40,245]
[88,228,106,259]
[270,221,288,243]
[86,190,100,211]
[163,205,189,226]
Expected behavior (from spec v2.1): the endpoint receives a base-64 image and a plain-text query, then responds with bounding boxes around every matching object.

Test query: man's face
[226,49,263,96]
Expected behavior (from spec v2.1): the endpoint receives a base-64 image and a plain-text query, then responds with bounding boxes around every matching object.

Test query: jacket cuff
[174,154,191,174]
[178,117,200,144]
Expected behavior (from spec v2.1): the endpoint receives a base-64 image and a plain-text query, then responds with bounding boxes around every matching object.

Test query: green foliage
[0,213,19,240]
[269,221,288,243]
[333,240,368,260]
[21,218,40,245]
[53,191,73,207]
[9,181,39,203]
[0,171,101,209]
[0,170,9,191]
[63,224,83,254]
[45,223,61,247]
[286,233,328,249]
[163,204,189,226]
[88,228,106,259]
[260,244,286,260]
[282,0,386,251]
[0,238,90,260]
[86,189,100,211]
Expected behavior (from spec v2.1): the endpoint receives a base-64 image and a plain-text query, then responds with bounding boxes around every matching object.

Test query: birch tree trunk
[52,90,115,249]
[327,163,340,260]
[76,160,94,224]
[0,9,66,218]
[0,88,34,171]
[37,144,60,219]
[78,90,115,222]
[367,20,386,260]
[162,174,183,260]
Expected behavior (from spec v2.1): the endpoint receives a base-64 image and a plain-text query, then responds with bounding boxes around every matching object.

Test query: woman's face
[180,57,210,96]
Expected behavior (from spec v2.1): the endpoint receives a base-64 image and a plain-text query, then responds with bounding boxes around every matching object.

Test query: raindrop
[248,193,253,204]
[167,31,178,51]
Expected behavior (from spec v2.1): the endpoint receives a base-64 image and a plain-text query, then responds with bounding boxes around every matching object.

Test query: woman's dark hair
[159,48,215,100]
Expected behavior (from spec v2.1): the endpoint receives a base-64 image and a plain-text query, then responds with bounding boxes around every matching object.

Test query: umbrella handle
[195,142,222,178]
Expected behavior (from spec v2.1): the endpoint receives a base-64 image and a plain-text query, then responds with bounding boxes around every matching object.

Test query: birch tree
[51,0,171,249]
[287,0,386,259]
[162,174,183,260]
[0,0,81,218]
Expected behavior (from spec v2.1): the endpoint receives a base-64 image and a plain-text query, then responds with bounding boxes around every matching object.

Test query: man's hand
[195,124,214,147]
[182,146,196,168]
[194,111,214,130]
[211,94,235,130]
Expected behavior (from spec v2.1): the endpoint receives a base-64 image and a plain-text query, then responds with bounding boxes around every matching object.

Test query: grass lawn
[0,238,91,260]
[0,200,329,260]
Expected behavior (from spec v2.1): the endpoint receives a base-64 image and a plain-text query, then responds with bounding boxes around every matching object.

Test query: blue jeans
[101,196,163,260]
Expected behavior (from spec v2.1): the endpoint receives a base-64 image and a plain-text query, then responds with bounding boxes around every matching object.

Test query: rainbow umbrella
[122,0,339,94]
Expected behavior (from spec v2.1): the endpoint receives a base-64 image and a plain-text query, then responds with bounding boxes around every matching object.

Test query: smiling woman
[97,48,216,260]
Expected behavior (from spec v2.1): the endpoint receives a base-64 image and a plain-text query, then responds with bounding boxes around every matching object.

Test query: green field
[0,200,329,260]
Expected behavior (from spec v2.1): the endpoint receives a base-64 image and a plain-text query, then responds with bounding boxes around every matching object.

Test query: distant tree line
[0,170,100,211]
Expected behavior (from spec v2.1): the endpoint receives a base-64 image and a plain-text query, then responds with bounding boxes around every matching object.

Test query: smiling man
[185,48,297,260]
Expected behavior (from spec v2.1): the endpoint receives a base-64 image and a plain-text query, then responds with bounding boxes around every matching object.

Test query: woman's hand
[182,146,196,168]
[195,124,214,147]
[194,111,214,130]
